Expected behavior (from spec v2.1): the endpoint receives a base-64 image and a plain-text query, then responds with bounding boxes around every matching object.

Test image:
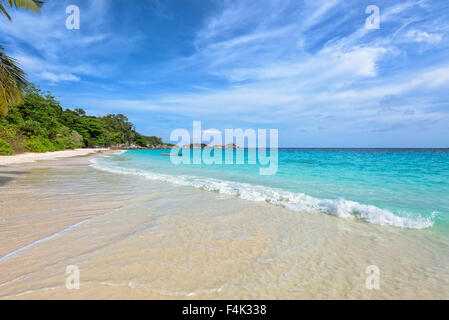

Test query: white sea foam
[90,161,434,230]
[0,207,120,264]
[114,150,128,156]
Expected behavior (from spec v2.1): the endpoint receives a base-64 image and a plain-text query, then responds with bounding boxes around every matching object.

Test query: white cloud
[323,46,388,77]
[40,71,80,83]
[0,0,131,84]
[11,52,90,84]
[2,0,448,145]
[68,0,449,136]
[404,30,443,44]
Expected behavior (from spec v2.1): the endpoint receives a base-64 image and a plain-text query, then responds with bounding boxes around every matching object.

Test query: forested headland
[0,85,166,155]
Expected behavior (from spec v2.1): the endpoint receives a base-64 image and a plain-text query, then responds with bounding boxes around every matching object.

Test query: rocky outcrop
[206,143,240,149]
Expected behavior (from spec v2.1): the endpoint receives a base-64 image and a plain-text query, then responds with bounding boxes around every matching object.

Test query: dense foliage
[0,137,13,155]
[0,85,163,154]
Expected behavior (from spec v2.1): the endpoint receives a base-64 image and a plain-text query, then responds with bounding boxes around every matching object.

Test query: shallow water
[93,149,449,232]
[0,155,448,299]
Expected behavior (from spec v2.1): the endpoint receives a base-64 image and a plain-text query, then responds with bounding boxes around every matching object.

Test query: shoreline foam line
[0,205,121,264]
[90,159,434,230]
[0,219,89,264]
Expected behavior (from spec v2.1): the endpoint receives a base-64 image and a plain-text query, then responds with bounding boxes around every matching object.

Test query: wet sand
[0,154,448,299]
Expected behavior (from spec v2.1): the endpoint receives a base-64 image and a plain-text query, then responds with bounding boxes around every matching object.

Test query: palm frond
[11,0,44,13]
[0,0,44,116]
[0,0,44,20]
[0,46,28,117]
[0,3,12,20]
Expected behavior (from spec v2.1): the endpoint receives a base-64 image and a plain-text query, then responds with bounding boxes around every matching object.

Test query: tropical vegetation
[1,0,44,117]
[1,1,165,155]
[0,85,164,154]
[0,45,28,118]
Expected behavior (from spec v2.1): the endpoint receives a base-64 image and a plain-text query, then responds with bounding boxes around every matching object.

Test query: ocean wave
[114,150,128,156]
[90,160,434,230]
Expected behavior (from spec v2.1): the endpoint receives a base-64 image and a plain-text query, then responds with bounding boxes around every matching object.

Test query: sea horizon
[1,0,449,304]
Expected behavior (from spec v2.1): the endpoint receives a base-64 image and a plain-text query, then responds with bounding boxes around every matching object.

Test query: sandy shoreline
[0,148,114,166]
[1,152,449,299]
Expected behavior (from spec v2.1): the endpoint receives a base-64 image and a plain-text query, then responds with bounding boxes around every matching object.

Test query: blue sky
[1,0,449,147]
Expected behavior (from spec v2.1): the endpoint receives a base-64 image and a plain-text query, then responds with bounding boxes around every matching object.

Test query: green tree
[74,108,86,116]
[103,114,135,144]
[1,83,165,153]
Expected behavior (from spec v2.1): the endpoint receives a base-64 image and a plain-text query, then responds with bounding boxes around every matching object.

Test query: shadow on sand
[0,171,28,186]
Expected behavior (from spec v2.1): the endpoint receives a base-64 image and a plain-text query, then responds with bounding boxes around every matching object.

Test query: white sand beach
[0,149,112,166]
[0,153,448,299]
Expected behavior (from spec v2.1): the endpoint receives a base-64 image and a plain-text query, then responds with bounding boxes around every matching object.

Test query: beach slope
[0,149,111,166]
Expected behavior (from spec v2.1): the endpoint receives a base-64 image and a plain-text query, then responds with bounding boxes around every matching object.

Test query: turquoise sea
[92,149,449,233]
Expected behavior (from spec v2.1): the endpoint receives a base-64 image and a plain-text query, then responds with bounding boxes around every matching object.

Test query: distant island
[0,85,170,155]
[180,143,240,149]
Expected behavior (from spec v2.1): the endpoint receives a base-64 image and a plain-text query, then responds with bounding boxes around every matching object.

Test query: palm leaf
[0,46,28,117]
[0,3,12,20]
[0,0,44,20]
[9,0,44,13]
[0,0,44,116]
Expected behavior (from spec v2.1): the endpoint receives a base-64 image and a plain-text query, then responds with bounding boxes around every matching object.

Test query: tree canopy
[0,85,164,154]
